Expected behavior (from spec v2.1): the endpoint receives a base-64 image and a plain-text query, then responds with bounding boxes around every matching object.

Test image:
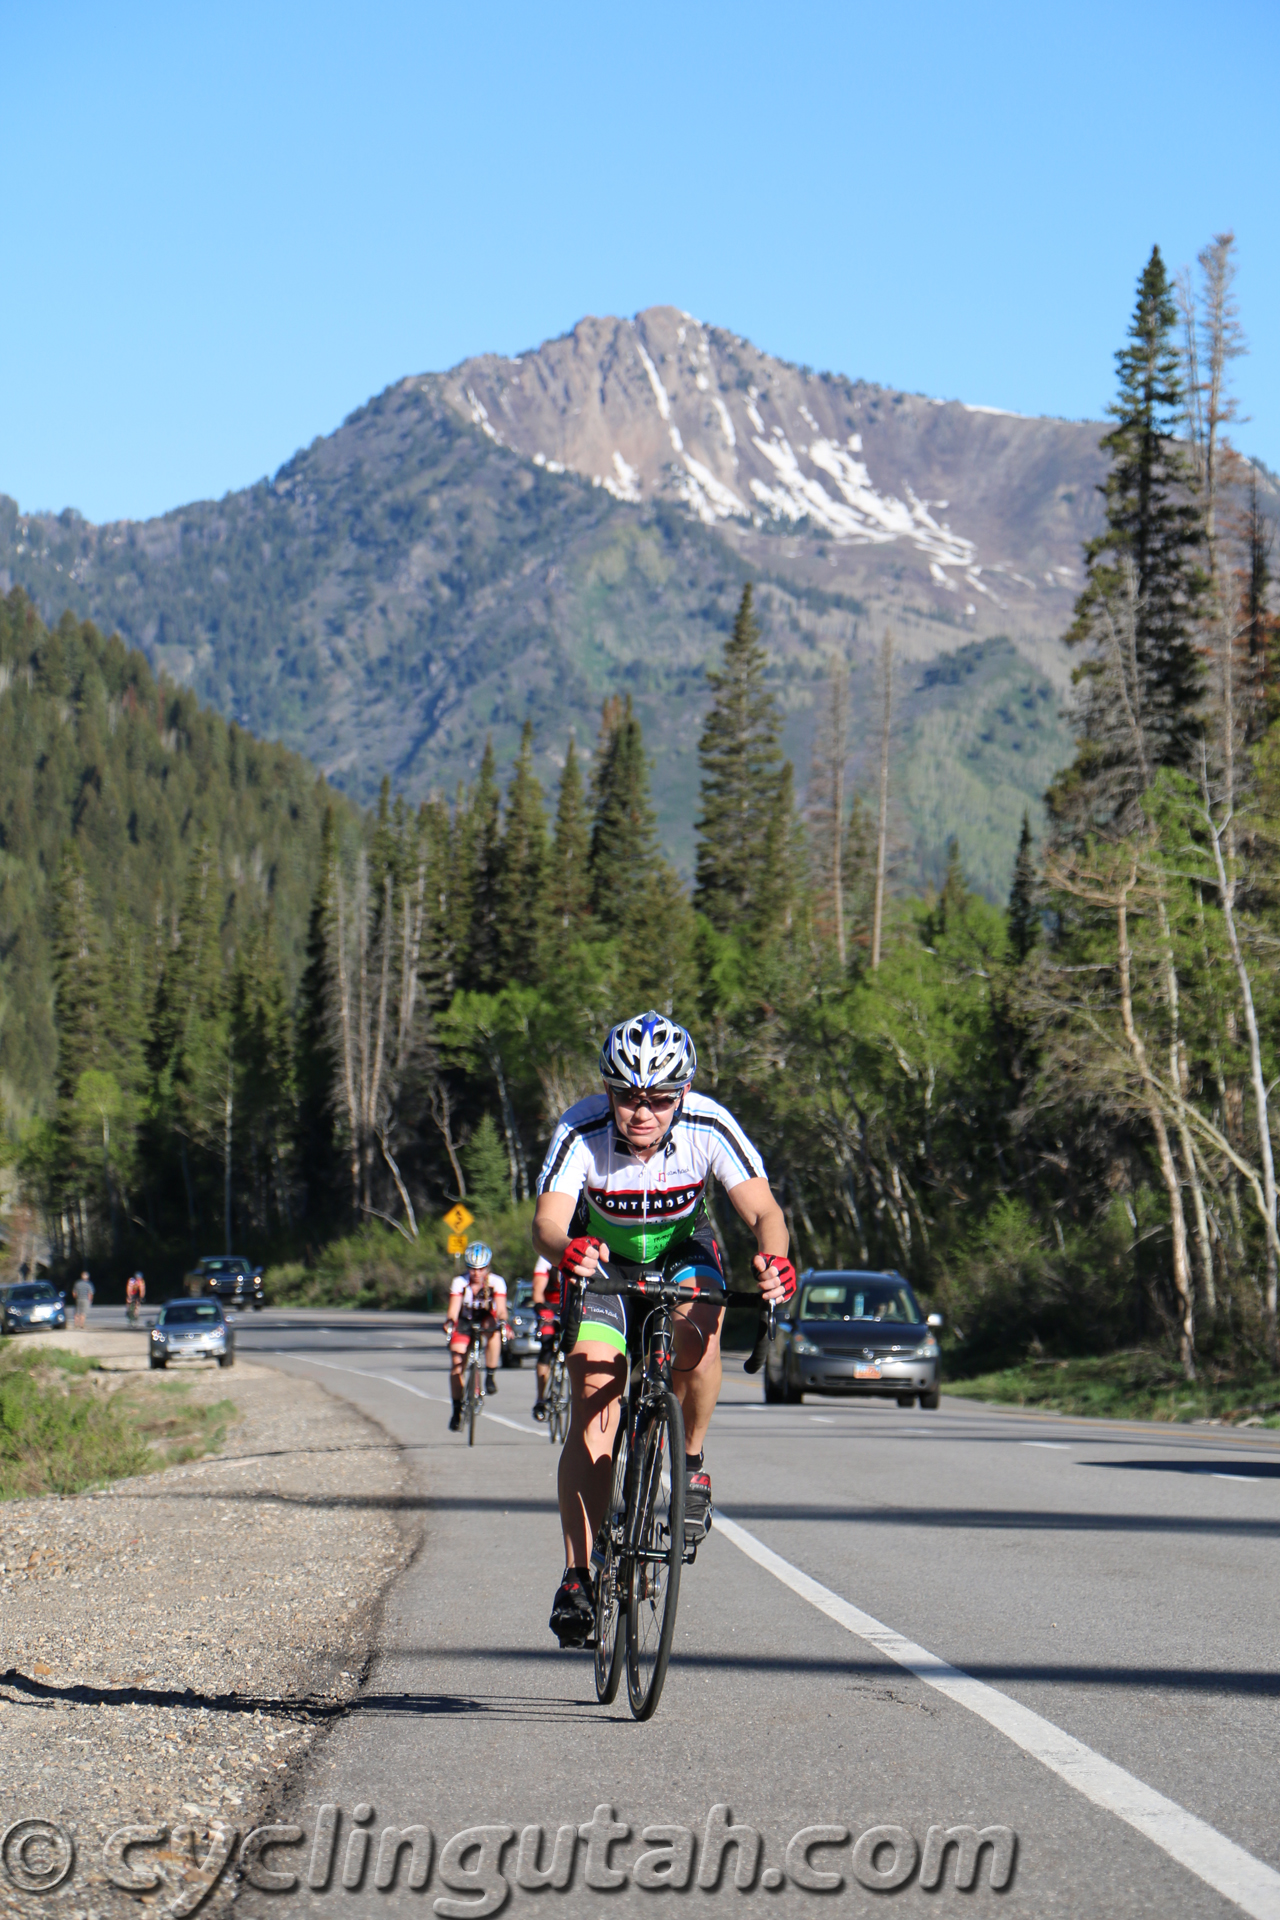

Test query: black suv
[184,1256,265,1309]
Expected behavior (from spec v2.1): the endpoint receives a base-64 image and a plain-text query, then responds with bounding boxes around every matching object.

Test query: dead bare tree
[328,849,429,1240]
[871,629,894,970]
[807,658,850,964]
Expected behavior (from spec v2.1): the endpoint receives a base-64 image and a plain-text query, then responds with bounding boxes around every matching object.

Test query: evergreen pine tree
[694,584,792,939]
[544,735,591,943]
[496,720,547,979]
[588,696,663,929]
[465,740,502,988]
[463,1111,512,1217]
[1007,814,1039,962]
[295,803,339,1219]
[1053,248,1206,834]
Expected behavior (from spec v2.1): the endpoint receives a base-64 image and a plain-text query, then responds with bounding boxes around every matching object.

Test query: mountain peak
[432,306,1104,630]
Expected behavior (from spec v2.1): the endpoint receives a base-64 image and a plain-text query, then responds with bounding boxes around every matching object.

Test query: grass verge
[947,1349,1280,1426]
[0,1343,234,1497]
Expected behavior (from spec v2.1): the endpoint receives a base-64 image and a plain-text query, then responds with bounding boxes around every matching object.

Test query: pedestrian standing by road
[72,1270,94,1329]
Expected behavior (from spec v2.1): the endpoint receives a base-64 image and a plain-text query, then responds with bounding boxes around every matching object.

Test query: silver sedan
[149,1300,235,1370]
[763,1270,942,1407]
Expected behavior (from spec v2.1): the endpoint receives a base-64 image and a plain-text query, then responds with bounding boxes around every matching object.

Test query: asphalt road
[115,1308,1280,1917]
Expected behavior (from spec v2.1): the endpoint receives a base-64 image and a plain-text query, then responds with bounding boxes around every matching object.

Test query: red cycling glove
[560,1235,608,1280]
[760,1255,797,1302]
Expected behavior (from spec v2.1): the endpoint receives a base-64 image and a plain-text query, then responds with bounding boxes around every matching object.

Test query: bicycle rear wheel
[624,1390,685,1720]
[594,1410,629,1703]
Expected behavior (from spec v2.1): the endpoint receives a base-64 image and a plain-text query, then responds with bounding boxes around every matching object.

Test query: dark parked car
[0,1282,66,1334]
[502,1280,540,1367]
[150,1299,234,1369]
[184,1256,264,1309]
[763,1271,942,1407]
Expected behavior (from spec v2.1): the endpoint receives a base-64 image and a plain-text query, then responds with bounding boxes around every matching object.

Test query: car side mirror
[927,1313,943,1330]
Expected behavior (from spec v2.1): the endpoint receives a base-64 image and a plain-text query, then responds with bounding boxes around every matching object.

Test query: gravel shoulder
[0,1334,418,1917]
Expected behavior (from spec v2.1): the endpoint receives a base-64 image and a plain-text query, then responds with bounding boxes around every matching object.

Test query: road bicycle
[457,1316,503,1446]
[581,1266,775,1721]
[545,1344,570,1444]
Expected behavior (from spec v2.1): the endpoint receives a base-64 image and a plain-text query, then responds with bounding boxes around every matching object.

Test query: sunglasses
[611,1089,679,1114]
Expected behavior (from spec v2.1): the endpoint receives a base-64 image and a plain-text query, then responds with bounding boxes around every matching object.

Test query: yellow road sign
[443,1204,474,1234]
[446,1232,470,1257]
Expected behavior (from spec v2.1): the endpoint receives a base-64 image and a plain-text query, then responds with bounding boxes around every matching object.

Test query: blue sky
[4,0,1277,524]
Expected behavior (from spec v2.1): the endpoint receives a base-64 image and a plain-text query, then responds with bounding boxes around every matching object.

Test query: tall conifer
[695,584,792,939]
[496,720,547,979]
[1054,248,1206,833]
[544,736,591,939]
[1007,814,1038,962]
[589,696,662,929]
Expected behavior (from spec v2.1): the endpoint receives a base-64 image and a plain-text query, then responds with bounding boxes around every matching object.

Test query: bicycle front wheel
[467,1360,479,1446]
[594,1412,629,1704]
[548,1355,569,1444]
[624,1390,685,1720]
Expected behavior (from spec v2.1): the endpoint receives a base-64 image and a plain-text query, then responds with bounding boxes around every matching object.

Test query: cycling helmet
[462,1242,493,1270]
[599,1011,697,1093]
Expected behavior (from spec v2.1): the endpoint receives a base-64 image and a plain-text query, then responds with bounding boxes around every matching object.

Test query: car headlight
[150,1330,163,1341]
[792,1334,821,1356]
[919,1338,939,1359]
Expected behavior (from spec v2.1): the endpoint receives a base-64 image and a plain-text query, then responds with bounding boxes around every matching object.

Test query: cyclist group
[442,1009,795,1650]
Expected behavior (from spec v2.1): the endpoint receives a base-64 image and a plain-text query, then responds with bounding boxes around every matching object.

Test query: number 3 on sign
[446,1232,470,1257]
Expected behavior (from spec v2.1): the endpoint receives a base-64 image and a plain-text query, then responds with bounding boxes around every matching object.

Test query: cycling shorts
[450,1310,498,1355]
[565,1230,726,1358]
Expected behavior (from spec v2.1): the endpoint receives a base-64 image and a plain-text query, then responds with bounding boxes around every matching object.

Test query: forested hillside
[0,590,353,1215]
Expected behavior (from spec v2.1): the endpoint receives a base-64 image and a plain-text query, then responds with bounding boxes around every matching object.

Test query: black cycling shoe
[685,1468,713,1539]
[486,1371,498,1395]
[549,1570,595,1648]
[532,1399,548,1422]
[448,1403,462,1432]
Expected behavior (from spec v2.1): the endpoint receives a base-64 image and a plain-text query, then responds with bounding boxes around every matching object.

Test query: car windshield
[799,1278,923,1325]
[9,1286,54,1304]
[513,1282,534,1306]
[201,1259,245,1274]
[161,1303,223,1324]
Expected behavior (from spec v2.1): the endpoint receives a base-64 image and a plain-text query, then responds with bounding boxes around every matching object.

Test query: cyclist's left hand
[753,1253,796,1304]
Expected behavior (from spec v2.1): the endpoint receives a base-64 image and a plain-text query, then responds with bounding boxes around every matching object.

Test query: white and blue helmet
[599,1011,697,1093]
[462,1242,493,1270]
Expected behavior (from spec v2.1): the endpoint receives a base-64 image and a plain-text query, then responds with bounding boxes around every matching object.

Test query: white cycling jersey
[536,1091,765,1264]
[448,1273,507,1317]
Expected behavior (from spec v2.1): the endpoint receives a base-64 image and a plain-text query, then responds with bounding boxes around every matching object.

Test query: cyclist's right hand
[559,1235,609,1281]
[443,1317,456,1340]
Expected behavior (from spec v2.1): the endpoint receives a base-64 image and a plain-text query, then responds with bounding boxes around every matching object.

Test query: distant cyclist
[443,1244,508,1433]
[532,1010,795,1647]
[530,1254,560,1421]
[125,1271,146,1326]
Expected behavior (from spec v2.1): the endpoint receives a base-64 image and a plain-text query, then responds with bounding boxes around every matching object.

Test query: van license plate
[854,1363,881,1380]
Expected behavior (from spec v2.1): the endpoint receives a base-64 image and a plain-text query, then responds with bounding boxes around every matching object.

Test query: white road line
[1023,1440,1071,1449]
[263,1352,541,1435]
[714,1509,1280,1920]
[1212,1473,1261,1483]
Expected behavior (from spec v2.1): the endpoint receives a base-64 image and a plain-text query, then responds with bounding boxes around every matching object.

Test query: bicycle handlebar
[574,1276,778,1365]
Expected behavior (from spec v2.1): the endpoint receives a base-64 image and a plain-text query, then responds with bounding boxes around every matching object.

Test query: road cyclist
[531,1009,795,1649]
[530,1255,561,1423]
[443,1244,508,1434]
[125,1271,146,1326]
